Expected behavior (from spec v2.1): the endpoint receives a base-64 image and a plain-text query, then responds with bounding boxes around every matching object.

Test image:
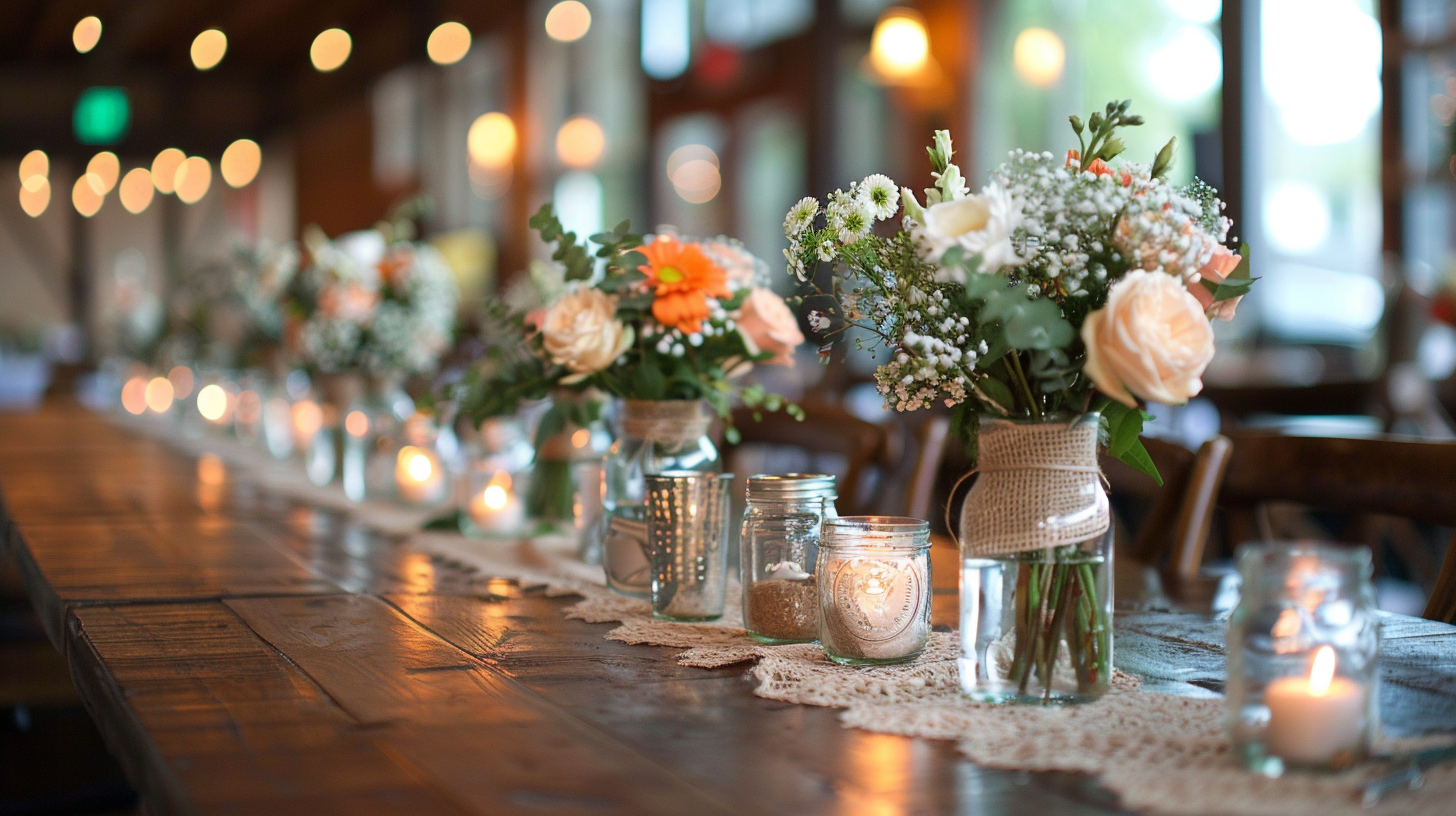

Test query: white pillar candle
[467,472,525,533]
[1265,646,1367,765]
[395,445,446,505]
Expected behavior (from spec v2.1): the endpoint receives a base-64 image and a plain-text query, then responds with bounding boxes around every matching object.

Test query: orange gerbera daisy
[638,236,730,334]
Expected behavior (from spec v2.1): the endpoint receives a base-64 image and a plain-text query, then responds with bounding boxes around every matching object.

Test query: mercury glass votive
[644,472,733,621]
[1226,542,1380,776]
[817,517,932,665]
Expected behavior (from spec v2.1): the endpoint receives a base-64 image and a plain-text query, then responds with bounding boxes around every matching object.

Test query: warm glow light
[167,366,195,400]
[19,178,49,217]
[235,390,262,425]
[571,429,591,448]
[870,9,930,80]
[556,116,606,168]
[121,377,148,415]
[482,483,509,511]
[197,453,225,486]
[72,174,104,217]
[87,151,119,193]
[1310,645,1336,696]
[144,377,174,413]
[19,150,48,182]
[427,22,472,65]
[220,139,261,188]
[545,1,593,42]
[345,410,369,437]
[196,384,228,421]
[151,148,185,193]
[292,400,322,441]
[406,449,433,481]
[311,28,352,72]
[667,144,721,204]
[1013,27,1066,88]
[191,29,227,70]
[467,112,517,168]
[74,16,102,53]
[174,156,212,204]
[119,167,154,214]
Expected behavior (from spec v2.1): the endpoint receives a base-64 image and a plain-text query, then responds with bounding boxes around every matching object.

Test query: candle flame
[401,448,433,482]
[482,484,509,510]
[1309,645,1336,696]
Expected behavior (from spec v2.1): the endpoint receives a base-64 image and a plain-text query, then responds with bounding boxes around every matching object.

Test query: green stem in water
[1008,353,1042,420]
[1040,565,1073,704]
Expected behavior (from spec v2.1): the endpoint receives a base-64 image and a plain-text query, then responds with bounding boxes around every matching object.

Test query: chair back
[728,401,895,516]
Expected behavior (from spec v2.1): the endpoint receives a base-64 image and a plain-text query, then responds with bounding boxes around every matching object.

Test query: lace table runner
[135,420,1456,816]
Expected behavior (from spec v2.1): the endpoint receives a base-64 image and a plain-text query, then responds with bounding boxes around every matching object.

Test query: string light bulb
[220,139,262,187]
[191,29,227,70]
[87,151,120,194]
[869,8,930,80]
[151,148,185,194]
[19,177,50,217]
[556,116,606,168]
[310,28,352,72]
[467,112,517,168]
[174,156,212,204]
[72,174,104,217]
[18,150,48,183]
[427,22,472,65]
[73,16,102,53]
[119,167,155,214]
[545,1,592,42]
[1013,28,1066,88]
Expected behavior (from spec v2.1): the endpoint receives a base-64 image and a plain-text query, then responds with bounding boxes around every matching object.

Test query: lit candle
[467,471,525,533]
[1265,646,1367,766]
[395,445,446,505]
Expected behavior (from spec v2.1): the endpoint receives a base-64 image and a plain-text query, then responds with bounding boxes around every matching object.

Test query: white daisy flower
[783,196,819,238]
[857,174,900,221]
[827,189,872,245]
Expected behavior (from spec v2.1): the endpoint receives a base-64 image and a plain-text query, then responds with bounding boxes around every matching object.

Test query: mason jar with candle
[1226,542,1380,776]
[461,417,534,537]
[817,517,932,665]
[741,475,833,644]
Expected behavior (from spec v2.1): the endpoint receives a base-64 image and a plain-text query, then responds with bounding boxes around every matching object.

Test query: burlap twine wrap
[959,416,1110,557]
[621,399,711,447]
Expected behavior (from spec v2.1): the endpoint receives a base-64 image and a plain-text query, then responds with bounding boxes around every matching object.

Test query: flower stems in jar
[1009,548,1110,703]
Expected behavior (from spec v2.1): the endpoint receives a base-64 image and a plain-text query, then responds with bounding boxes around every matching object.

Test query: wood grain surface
[4,401,1456,815]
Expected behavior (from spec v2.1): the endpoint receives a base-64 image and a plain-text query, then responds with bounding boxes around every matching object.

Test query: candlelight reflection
[838,733,912,816]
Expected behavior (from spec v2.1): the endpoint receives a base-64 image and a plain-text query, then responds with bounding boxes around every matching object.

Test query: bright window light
[1264,182,1331,253]
[1146,26,1222,103]
[554,171,604,243]
[1262,0,1381,146]
[641,0,691,80]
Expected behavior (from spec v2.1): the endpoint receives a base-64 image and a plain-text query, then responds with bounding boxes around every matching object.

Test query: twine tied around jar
[953,416,1111,557]
[621,399,712,447]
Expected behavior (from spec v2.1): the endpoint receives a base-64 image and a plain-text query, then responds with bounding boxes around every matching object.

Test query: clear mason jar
[1226,542,1380,776]
[817,517,932,665]
[958,413,1113,705]
[460,417,535,537]
[741,475,833,644]
[598,400,719,598]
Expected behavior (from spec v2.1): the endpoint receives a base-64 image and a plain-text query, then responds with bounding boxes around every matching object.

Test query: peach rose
[1189,245,1243,321]
[540,287,634,383]
[318,281,379,322]
[736,288,804,367]
[1082,270,1215,407]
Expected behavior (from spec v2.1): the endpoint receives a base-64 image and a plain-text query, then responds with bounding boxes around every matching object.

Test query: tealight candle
[395,445,446,505]
[1265,646,1367,766]
[816,517,932,665]
[467,471,526,534]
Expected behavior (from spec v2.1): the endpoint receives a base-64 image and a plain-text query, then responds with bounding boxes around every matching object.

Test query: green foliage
[528,204,594,281]
[1098,398,1162,484]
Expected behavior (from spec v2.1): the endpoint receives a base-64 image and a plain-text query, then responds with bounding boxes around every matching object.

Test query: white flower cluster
[871,287,986,411]
[783,175,902,281]
[361,245,458,377]
[1113,186,1230,281]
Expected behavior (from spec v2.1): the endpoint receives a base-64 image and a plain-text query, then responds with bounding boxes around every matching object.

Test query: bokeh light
[144,377,174,413]
[197,384,228,422]
[191,29,227,70]
[73,16,102,54]
[870,9,929,80]
[19,177,50,217]
[119,167,155,214]
[545,1,593,42]
[556,116,606,168]
[467,112,516,168]
[1146,26,1222,103]
[404,447,434,481]
[197,453,225,486]
[87,151,120,193]
[311,28,352,72]
[19,150,48,183]
[345,410,369,437]
[167,366,195,400]
[220,139,262,187]
[667,144,721,203]
[174,156,212,204]
[152,148,185,193]
[72,174,104,217]
[121,377,148,415]
[1013,27,1065,88]
[427,22,472,65]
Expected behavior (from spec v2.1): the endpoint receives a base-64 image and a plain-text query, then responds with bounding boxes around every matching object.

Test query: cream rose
[1082,270,1215,407]
[917,183,1024,276]
[540,287,634,383]
[736,288,804,367]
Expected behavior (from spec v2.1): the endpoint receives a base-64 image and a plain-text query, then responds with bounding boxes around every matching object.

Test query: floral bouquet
[284,225,458,389]
[786,100,1253,702]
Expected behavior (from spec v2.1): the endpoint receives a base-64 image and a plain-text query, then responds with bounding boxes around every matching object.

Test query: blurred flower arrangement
[457,205,804,437]
[284,223,458,379]
[787,99,1253,472]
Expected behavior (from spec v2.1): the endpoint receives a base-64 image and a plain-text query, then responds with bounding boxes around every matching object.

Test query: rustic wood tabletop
[3,401,1455,815]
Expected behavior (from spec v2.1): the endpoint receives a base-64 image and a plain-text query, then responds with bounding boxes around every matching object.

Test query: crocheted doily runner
[131,420,1456,816]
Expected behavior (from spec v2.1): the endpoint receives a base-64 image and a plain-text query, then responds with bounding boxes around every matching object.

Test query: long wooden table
[4,401,1456,815]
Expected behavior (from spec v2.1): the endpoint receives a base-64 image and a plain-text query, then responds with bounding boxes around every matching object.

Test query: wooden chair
[728,400,896,516]
[1101,435,1233,604]
[1217,430,1456,622]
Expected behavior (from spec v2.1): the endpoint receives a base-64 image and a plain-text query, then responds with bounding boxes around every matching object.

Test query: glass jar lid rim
[822,516,930,543]
[747,473,836,498]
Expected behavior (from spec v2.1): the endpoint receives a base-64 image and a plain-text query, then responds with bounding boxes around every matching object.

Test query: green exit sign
[74,87,130,145]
